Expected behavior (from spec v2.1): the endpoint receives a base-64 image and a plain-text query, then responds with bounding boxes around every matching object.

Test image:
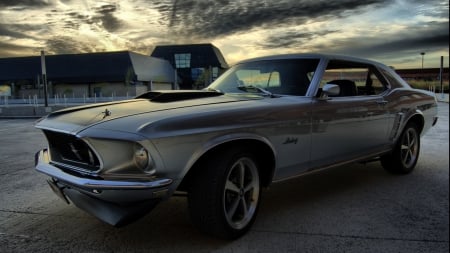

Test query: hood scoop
[136,90,223,102]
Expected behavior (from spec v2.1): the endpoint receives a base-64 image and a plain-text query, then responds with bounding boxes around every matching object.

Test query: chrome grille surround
[43,130,101,173]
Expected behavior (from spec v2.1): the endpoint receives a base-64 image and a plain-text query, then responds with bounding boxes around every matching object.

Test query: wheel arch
[404,111,425,134]
[381,110,423,174]
[177,138,276,192]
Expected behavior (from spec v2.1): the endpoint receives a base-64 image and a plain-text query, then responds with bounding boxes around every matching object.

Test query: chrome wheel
[400,127,419,169]
[223,157,260,230]
[188,147,262,239]
[381,122,420,174]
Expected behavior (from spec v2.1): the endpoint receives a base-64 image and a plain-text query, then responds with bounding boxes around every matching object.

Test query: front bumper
[35,149,173,226]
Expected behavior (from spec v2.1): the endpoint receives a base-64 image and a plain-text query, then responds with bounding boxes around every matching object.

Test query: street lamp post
[41,50,48,107]
[420,52,425,69]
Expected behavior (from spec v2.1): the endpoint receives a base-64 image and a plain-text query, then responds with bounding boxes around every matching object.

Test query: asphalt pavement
[0,103,448,253]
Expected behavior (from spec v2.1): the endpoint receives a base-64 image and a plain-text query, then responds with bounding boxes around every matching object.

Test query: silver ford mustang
[35,54,438,239]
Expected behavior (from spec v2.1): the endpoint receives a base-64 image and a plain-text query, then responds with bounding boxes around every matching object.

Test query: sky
[0,0,448,69]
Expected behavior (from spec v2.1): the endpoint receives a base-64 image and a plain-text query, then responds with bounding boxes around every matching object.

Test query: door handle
[376,100,388,105]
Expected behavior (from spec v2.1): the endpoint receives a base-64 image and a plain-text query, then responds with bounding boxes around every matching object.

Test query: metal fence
[0,94,131,107]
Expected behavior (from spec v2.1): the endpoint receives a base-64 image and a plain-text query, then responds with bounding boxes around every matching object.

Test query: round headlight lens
[134,146,149,171]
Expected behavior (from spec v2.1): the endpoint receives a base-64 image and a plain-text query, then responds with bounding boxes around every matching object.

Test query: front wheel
[381,122,420,174]
[188,147,261,239]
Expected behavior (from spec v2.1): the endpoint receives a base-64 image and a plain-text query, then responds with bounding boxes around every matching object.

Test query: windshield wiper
[237,85,275,97]
[203,87,222,93]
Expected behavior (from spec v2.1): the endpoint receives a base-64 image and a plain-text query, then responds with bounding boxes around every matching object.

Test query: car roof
[238,53,386,68]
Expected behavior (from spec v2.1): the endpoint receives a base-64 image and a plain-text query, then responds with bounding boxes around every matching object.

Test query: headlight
[133,144,152,172]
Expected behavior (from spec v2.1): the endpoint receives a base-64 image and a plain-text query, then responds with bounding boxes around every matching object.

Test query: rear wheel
[188,147,261,239]
[381,122,420,174]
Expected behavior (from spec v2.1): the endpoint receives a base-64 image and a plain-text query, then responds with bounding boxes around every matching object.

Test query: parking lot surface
[0,103,448,253]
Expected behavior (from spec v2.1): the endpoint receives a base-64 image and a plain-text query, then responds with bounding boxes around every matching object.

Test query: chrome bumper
[35,149,172,191]
[34,149,173,226]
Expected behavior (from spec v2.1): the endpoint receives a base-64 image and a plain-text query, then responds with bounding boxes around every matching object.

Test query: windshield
[207,59,320,96]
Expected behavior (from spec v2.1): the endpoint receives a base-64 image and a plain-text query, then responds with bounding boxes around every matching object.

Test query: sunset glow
[0,0,448,68]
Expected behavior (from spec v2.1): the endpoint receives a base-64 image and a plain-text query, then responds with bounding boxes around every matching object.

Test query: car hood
[35,91,261,134]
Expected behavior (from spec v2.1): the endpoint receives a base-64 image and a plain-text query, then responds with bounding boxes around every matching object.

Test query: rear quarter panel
[384,88,438,142]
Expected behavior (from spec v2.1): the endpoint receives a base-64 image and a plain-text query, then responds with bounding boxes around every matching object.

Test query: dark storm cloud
[59,4,123,32]
[0,0,49,8]
[92,4,122,32]
[321,21,449,58]
[0,41,36,57]
[259,29,340,49]
[155,0,388,38]
[0,25,35,39]
[46,36,97,55]
[369,34,449,53]
[62,11,91,29]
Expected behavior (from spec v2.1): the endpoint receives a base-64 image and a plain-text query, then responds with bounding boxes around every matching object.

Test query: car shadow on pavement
[4,159,444,252]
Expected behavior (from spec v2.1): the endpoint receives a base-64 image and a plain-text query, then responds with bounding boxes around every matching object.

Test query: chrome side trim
[35,149,172,190]
[272,148,391,184]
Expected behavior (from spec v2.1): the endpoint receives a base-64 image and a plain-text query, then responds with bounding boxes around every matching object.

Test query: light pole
[41,50,48,107]
[420,52,425,69]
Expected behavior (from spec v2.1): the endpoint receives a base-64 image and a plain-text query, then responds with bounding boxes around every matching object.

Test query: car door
[309,61,392,169]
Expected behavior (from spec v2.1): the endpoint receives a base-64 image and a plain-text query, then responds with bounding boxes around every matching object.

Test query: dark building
[395,68,449,81]
[0,51,175,99]
[151,43,228,89]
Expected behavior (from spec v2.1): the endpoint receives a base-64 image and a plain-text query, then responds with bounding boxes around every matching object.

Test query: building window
[191,68,205,80]
[212,67,219,80]
[174,53,191,68]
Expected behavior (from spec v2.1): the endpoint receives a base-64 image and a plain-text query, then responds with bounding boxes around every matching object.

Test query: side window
[368,70,388,95]
[320,61,389,96]
[380,68,403,89]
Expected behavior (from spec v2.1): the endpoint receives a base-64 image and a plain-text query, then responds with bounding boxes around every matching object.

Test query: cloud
[158,0,388,39]
[92,4,122,32]
[45,36,98,55]
[0,25,37,39]
[258,29,340,49]
[0,0,49,8]
[326,21,449,58]
[57,3,123,32]
[0,41,37,57]
[59,11,92,30]
[0,0,447,68]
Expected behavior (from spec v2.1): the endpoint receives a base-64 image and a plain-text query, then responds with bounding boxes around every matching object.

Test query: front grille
[43,130,100,172]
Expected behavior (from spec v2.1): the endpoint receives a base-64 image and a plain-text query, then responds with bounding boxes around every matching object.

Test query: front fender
[154,131,277,191]
[185,132,276,174]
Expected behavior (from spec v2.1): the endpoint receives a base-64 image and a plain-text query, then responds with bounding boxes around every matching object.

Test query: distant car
[35,54,438,239]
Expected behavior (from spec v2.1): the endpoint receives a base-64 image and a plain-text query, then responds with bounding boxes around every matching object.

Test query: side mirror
[318,84,340,100]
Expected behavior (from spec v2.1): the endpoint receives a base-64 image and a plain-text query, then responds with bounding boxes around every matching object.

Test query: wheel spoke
[240,197,248,217]
[409,136,415,148]
[244,181,255,193]
[225,179,240,193]
[403,150,411,164]
[406,131,411,145]
[226,196,240,220]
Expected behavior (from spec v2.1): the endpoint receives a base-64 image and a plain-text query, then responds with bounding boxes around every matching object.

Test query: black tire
[188,147,261,239]
[381,122,420,174]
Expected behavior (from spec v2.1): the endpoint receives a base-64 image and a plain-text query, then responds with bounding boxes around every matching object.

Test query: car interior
[320,60,389,97]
